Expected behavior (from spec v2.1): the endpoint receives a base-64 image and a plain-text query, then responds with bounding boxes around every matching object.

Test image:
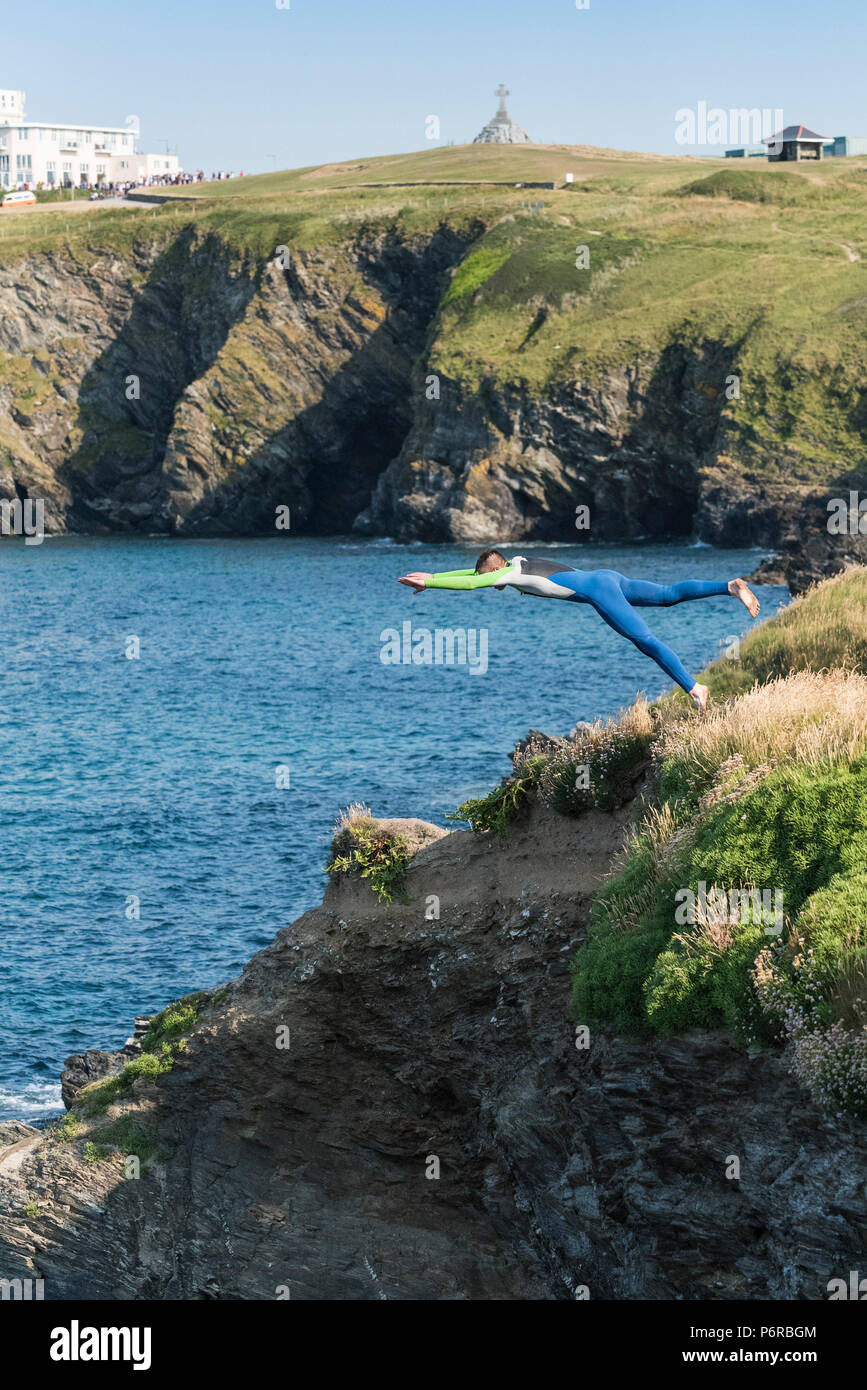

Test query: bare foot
[728,577,760,618]
[689,682,709,714]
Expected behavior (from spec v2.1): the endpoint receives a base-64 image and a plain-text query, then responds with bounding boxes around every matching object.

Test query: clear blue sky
[7,0,867,173]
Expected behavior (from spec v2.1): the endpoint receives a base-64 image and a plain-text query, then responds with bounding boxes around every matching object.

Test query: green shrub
[644,921,766,1034]
[327,804,410,902]
[571,919,670,1034]
[681,168,815,206]
[75,1044,178,1118]
[451,703,655,834]
[53,1112,80,1143]
[84,1140,114,1164]
[539,725,651,814]
[448,770,534,834]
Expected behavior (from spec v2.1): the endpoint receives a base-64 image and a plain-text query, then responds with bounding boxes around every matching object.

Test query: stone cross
[495,83,510,113]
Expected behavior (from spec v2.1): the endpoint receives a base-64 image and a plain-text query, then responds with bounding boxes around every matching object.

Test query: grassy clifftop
[454,567,867,1118]
[161,147,867,483]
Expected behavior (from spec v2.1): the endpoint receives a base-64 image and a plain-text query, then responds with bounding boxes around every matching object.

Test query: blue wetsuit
[553,568,730,692]
[425,557,732,693]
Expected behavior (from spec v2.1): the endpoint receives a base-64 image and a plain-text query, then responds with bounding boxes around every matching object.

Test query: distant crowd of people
[10,169,250,199]
[93,170,243,193]
[91,171,208,195]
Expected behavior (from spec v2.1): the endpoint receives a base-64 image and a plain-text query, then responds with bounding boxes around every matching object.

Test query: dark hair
[475,548,508,574]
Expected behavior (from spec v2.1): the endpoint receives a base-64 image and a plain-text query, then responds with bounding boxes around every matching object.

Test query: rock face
[1,802,864,1300]
[0,225,475,537]
[743,492,867,594]
[355,358,722,543]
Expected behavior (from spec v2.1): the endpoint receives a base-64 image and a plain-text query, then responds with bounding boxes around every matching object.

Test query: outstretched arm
[425,566,516,589]
[399,564,517,594]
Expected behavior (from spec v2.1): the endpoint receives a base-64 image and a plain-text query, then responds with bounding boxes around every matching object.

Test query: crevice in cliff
[60,230,258,531]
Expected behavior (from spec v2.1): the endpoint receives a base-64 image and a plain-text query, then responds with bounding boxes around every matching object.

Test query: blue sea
[0,536,787,1122]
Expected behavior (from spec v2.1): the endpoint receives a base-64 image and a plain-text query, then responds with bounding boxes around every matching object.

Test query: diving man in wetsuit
[398,549,760,712]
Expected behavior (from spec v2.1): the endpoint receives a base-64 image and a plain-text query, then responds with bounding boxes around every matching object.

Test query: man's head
[475,548,508,574]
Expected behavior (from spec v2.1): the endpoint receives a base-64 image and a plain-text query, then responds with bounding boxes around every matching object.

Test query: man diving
[398,550,761,712]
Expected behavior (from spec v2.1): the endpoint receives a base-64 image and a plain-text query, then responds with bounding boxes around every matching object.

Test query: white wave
[0,1080,64,1122]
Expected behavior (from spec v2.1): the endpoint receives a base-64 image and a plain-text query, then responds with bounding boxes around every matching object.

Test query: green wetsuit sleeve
[424,567,476,578]
[425,564,517,590]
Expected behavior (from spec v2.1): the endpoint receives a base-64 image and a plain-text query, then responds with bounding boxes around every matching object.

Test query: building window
[18,126,28,140]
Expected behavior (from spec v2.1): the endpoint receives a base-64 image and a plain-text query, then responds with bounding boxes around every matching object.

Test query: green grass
[447,771,535,834]
[450,702,657,832]
[684,567,867,702]
[74,1049,177,1119]
[680,167,820,206]
[141,999,202,1053]
[87,1115,162,1164]
[441,243,512,305]
[54,1113,80,1142]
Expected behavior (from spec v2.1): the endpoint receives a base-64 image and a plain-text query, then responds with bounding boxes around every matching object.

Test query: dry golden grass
[656,670,867,785]
[727,567,867,685]
[333,801,374,833]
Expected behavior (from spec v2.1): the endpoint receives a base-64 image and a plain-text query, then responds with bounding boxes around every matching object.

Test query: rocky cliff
[0,222,476,536]
[2,164,866,589]
[1,793,863,1300]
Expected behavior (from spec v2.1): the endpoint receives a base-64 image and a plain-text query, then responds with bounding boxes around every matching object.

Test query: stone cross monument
[473,83,532,145]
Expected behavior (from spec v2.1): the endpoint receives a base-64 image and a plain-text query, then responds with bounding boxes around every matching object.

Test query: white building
[0,88,181,190]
